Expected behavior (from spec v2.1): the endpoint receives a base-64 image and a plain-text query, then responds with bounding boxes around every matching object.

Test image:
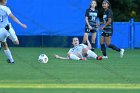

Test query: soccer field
[0,47,140,93]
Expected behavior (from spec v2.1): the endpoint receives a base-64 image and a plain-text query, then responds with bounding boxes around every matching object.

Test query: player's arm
[101,18,111,30]
[9,13,27,28]
[54,54,69,60]
[85,16,92,30]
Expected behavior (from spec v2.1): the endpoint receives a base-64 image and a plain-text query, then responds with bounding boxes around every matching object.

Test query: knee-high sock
[101,44,107,56]
[87,50,97,59]
[69,54,80,60]
[91,43,96,49]
[108,44,120,52]
[4,49,14,62]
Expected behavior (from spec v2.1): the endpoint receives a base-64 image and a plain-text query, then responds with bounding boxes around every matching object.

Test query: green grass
[0,47,140,93]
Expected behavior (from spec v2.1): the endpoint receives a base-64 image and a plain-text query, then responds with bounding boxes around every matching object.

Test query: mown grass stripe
[0,84,140,89]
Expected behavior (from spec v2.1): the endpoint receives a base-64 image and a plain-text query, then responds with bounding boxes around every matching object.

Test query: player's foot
[102,56,108,59]
[120,49,124,58]
[91,48,95,51]
[7,59,14,64]
[97,56,102,60]
[80,58,87,61]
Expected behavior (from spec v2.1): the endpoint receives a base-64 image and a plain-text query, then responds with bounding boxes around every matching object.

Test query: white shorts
[0,28,10,42]
[8,24,18,42]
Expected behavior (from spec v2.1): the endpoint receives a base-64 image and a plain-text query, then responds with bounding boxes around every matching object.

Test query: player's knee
[2,42,8,49]
[107,43,111,47]
[13,41,19,45]
[82,48,88,54]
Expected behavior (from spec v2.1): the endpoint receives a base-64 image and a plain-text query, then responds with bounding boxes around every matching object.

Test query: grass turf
[0,47,140,93]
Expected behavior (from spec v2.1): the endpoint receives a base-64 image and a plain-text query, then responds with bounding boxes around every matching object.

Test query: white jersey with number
[68,44,87,57]
[0,5,11,28]
[0,5,18,42]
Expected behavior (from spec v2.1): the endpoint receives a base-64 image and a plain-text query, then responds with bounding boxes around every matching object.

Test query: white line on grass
[0,84,140,89]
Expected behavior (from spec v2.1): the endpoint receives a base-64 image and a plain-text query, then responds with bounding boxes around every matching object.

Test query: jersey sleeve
[85,9,89,17]
[5,6,12,15]
[96,10,99,17]
[107,9,113,18]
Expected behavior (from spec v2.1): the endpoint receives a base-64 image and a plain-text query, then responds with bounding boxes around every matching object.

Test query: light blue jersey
[0,5,11,28]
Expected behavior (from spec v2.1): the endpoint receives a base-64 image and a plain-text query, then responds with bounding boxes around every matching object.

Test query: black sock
[91,43,96,49]
[83,42,87,45]
[108,44,121,52]
[91,43,96,51]
[101,44,107,56]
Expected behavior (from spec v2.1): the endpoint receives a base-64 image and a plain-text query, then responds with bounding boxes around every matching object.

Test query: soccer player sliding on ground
[55,37,102,61]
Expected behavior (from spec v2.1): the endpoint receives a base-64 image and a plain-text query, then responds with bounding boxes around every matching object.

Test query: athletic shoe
[7,59,14,64]
[97,56,102,60]
[120,49,124,58]
[102,56,108,59]
[91,48,95,51]
[80,58,87,61]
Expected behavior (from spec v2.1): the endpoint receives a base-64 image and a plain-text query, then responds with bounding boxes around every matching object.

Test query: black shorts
[101,31,113,37]
[85,26,97,33]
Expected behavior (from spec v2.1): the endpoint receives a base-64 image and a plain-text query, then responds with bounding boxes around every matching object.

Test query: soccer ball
[38,54,48,63]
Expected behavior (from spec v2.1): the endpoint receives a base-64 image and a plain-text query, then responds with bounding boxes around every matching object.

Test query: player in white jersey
[0,27,14,63]
[0,0,27,49]
[55,37,102,60]
[0,0,27,63]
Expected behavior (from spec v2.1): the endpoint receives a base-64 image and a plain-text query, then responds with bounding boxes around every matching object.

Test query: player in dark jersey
[100,0,124,59]
[83,0,99,51]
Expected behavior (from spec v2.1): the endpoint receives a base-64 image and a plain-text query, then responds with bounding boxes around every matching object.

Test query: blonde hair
[0,0,7,5]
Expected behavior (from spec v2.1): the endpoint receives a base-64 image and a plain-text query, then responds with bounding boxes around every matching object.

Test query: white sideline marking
[0,84,140,89]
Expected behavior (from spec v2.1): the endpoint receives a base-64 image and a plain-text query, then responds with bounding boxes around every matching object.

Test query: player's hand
[96,24,100,28]
[54,54,59,58]
[21,24,27,29]
[88,25,93,30]
[100,26,105,30]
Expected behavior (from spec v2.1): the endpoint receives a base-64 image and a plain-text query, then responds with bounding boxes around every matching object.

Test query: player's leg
[8,26,19,45]
[0,42,1,50]
[91,32,96,51]
[2,42,14,63]
[67,52,81,60]
[100,35,107,58]
[67,52,86,60]
[105,36,124,58]
[0,28,10,51]
[83,27,90,45]
[83,33,89,45]
[82,48,102,60]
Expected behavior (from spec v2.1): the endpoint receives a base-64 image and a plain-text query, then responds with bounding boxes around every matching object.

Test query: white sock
[69,54,80,60]
[87,50,97,59]
[4,49,14,62]
[0,42,1,48]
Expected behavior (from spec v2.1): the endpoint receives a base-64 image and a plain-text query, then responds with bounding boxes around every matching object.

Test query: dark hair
[102,0,111,9]
[0,0,6,5]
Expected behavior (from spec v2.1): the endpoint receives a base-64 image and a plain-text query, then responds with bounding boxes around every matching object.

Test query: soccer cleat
[91,48,95,51]
[80,58,87,61]
[97,56,102,60]
[120,49,124,58]
[102,56,108,59]
[7,59,14,64]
